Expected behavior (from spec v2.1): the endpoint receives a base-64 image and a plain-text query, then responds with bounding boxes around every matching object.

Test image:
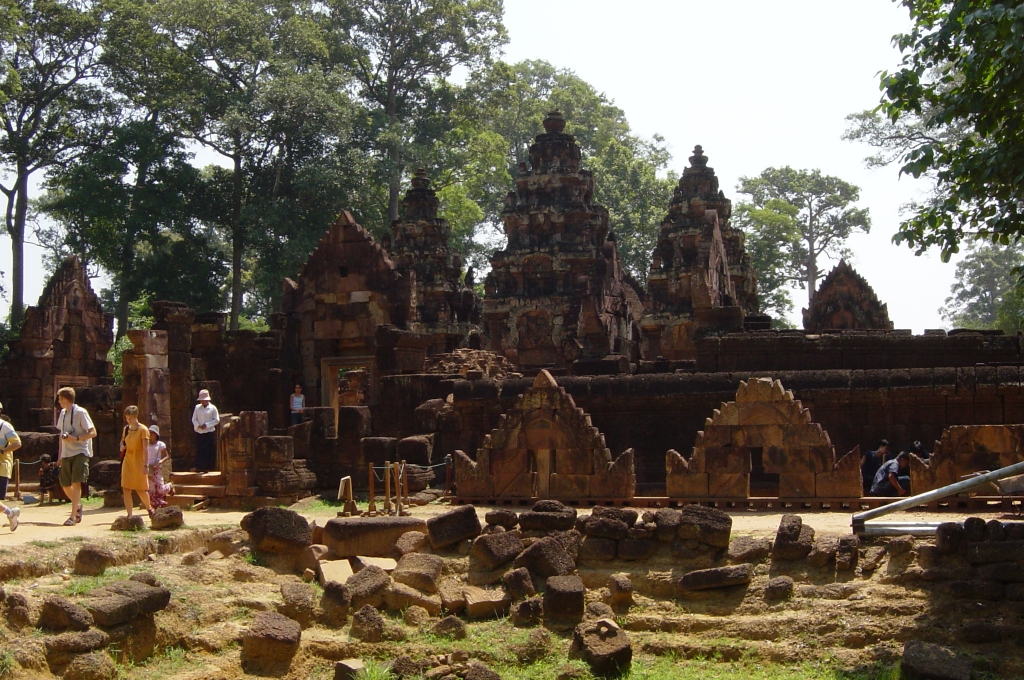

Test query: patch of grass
[80,496,105,508]
[60,568,131,596]
[0,650,15,679]
[243,551,263,567]
[354,658,395,680]
[130,646,198,679]
[28,540,62,549]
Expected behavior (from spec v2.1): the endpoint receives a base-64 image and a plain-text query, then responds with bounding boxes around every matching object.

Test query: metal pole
[853,460,1024,534]
[858,522,945,537]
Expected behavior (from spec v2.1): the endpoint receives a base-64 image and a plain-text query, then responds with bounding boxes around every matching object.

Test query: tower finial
[543,110,566,134]
[689,145,708,168]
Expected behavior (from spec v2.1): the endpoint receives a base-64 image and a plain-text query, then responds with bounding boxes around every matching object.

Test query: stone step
[170,472,224,485]
[167,494,206,508]
[174,484,227,498]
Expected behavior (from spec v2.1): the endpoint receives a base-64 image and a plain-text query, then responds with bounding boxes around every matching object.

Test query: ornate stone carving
[802,259,893,332]
[667,377,860,498]
[641,147,754,360]
[0,256,114,429]
[482,111,643,370]
[453,369,635,499]
[910,425,1024,494]
[388,170,481,353]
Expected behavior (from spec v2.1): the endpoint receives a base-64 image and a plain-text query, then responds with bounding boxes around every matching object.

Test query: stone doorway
[748,447,780,497]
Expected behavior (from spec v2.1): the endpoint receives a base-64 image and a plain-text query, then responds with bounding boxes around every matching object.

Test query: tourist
[119,405,154,520]
[861,439,889,496]
[870,450,911,497]
[38,453,59,503]
[57,386,96,526]
[0,401,22,501]
[910,440,930,460]
[147,425,172,508]
[289,384,306,426]
[191,389,220,472]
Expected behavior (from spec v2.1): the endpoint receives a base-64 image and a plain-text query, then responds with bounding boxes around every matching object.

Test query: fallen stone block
[471,532,524,571]
[901,639,972,680]
[323,516,427,558]
[350,605,385,642]
[678,505,732,548]
[502,567,536,600]
[74,545,116,576]
[39,595,93,632]
[427,505,482,549]
[510,596,543,627]
[608,574,633,610]
[679,564,753,591]
[392,553,443,593]
[485,509,519,529]
[727,536,771,563]
[242,612,301,672]
[569,618,632,677]
[318,558,355,585]
[463,586,512,619]
[279,582,315,628]
[764,575,794,600]
[351,556,397,573]
[241,507,312,555]
[513,537,575,578]
[320,581,351,626]
[807,536,839,567]
[772,514,814,560]
[543,575,585,630]
[385,582,441,616]
[150,505,184,530]
[346,565,391,610]
[395,530,429,555]
[432,615,467,640]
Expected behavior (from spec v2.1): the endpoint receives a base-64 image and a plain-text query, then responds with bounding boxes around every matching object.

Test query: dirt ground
[1,497,1020,679]
[0,495,983,547]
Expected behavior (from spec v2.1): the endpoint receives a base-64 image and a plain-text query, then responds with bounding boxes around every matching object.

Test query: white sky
[1,0,955,332]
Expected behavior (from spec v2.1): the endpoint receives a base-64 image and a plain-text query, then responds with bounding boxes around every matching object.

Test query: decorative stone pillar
[122,330,171,451]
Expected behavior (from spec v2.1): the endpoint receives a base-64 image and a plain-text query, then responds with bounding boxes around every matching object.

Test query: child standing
[39,454,60,503]
[147,425,172,508]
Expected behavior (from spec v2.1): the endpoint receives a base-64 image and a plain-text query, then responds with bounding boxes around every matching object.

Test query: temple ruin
[802,259,894,332]
[2,113,1024,508]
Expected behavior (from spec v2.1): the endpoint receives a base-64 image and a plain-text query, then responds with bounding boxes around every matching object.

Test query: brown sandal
[63,517,75,526]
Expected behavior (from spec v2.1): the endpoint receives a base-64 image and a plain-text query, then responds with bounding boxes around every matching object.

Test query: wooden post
[383,460,392,514]
[367,463,376,514]
[402,460,410,504]
[13,460,21,501]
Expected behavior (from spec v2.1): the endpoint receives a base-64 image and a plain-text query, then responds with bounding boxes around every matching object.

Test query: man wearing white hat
[191,389,220,472]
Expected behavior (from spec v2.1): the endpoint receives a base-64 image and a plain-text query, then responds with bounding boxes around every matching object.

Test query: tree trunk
[230,152,243,331]
[386,88,401,224]
[10,168,29,325]
[806,246,817,306]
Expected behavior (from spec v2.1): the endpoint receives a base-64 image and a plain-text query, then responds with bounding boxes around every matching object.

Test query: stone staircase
[168,471,226,508]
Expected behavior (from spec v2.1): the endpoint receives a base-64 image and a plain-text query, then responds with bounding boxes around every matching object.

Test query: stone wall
[694,330,1019,373]
[388,366,1024,489]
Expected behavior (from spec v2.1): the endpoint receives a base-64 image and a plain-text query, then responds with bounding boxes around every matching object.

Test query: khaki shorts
[59,454,89,487]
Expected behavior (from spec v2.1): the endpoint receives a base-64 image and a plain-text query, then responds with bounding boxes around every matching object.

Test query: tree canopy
[735,167,871,307]
[876,0,1024,259]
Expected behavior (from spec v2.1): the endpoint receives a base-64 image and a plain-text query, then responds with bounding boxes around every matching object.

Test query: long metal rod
[859,522,945,537]
[853,460,1024,533]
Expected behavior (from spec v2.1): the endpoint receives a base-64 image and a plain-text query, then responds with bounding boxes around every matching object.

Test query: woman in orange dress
[119,405,154,521]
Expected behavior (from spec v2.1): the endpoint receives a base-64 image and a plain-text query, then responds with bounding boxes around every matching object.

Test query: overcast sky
[1,0,955,332]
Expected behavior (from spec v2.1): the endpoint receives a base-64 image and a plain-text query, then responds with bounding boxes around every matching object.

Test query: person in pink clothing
[146,425,173,508]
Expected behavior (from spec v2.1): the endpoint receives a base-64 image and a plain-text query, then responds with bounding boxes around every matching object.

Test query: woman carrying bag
[119,405,155,521]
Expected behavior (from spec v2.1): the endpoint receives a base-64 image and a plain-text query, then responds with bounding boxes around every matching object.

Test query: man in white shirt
[56,386,96,526]
[289,384,306,426]
[191,389,220,472]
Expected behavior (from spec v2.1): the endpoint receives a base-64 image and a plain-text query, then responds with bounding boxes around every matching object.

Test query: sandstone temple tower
[802,259,893,332]
[482,111,643,370]
[387,169,481,354]
[641,146,759,360]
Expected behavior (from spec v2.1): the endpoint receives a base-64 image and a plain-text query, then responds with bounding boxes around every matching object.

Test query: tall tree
[736,168,871,304]
[326,0,507,223]
[149,0,332,329]
[875,1,1024,258]
[0,0,104,323]
[940,241,1024,333]
[732,198,801,323]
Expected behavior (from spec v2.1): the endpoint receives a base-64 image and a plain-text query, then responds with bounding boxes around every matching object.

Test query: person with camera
[56,387,96,526]
[191,389,219,472]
